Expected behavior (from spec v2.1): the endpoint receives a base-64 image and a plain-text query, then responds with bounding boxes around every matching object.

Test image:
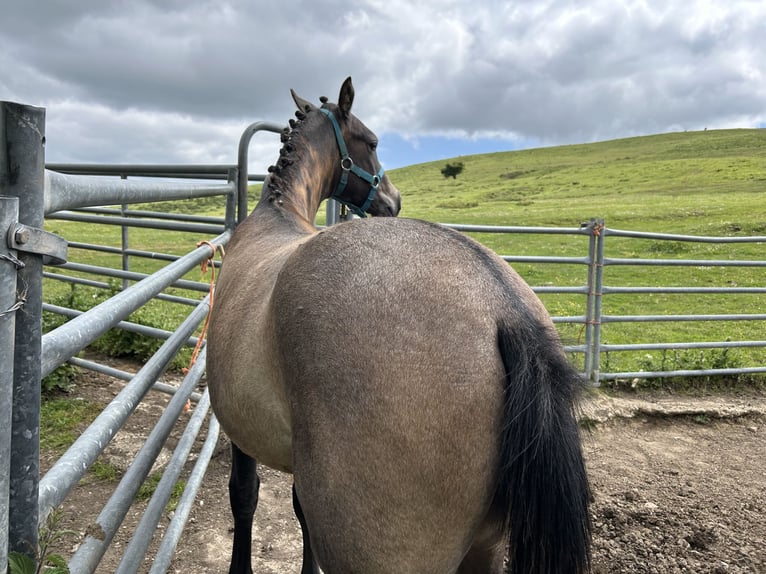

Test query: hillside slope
[389,129,766,235]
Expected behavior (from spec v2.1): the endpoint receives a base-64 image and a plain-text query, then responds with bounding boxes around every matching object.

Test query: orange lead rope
[183,240,225,411]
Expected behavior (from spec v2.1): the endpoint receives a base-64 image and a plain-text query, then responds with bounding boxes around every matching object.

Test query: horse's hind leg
[228,443,259,574]
[457,540,505,574]
[293,485,319,574]
[456,514,506,574]
[227,444,317,574]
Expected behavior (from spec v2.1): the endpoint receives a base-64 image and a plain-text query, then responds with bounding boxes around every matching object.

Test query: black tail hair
[496,321,592,573]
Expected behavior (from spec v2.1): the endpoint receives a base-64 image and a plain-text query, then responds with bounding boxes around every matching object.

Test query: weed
[631,348,746,390]
[137,471,163,501]
[8,508,76,574]
[41,363,79,395]
[641,348,742,374]
[90,459,119,483]
[692,414,712,425]
[579,417,599,431]
[40,398,101,454]
[41,288,84,394]
[137,471,187,512]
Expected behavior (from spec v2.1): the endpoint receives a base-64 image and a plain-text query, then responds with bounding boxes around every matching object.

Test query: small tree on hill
[440,162,464,180]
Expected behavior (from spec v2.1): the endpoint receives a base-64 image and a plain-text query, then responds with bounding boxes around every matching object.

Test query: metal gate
[1,101,285,573]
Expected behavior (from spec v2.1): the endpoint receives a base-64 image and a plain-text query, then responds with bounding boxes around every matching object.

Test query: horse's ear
[338,77,354,118]
[291,89,317,113]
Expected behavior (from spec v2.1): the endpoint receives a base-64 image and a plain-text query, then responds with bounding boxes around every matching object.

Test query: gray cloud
[1,0,764,170]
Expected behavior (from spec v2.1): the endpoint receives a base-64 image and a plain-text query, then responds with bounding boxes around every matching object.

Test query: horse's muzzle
[370,179,402,217]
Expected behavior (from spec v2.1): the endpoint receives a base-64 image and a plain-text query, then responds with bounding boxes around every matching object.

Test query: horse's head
[291,77,401,218]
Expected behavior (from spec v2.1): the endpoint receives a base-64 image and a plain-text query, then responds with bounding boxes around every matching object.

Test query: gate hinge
[7,223,68,265]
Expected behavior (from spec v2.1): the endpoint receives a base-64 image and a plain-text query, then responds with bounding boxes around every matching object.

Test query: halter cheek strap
[320,107,385,218]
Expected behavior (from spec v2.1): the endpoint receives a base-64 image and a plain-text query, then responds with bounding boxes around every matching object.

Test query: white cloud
[1,0,764,168]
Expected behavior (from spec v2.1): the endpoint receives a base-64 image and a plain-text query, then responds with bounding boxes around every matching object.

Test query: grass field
[43,128,766,388]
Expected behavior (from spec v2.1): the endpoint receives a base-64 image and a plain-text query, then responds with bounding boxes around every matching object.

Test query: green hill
[389,128,766,236]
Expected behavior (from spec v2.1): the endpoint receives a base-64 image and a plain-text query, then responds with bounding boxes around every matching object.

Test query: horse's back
[272,218,542,572]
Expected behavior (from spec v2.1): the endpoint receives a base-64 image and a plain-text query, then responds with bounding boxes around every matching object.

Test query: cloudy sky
[2,0,764,174]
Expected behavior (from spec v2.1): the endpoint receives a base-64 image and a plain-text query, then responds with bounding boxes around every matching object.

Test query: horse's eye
[369,141,378,152]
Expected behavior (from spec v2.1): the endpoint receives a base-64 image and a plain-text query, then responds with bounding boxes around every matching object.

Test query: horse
[207,77,592,574]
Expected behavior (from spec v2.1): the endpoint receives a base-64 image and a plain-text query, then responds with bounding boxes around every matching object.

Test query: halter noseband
[320,107,385,218]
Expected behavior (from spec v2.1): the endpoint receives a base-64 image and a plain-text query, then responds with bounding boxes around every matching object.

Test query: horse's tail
[496,321,592,574]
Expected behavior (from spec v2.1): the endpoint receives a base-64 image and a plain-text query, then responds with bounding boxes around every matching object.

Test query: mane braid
[265,109,309,203]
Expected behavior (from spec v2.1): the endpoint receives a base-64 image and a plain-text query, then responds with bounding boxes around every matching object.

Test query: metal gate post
[582,220,598,383]
[590,219,606,385]
[225,167,239,230]
[0,196,21,574]
[236,121,285,224]
[121,179,130,290]
[0,101,46,563]
[325,199,342,225]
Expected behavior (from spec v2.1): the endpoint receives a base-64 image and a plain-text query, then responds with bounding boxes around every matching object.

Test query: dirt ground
[44,365,766,573]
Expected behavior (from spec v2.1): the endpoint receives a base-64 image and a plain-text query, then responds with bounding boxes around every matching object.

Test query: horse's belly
[214,388,292,472]
[208,340,293,472]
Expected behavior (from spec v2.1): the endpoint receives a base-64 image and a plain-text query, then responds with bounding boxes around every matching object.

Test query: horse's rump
[270,217,547,571]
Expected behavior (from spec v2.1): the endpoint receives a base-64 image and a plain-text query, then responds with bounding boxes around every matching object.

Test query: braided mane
[264,97,330,204]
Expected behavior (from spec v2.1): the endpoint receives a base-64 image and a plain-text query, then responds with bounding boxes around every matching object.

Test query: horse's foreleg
[228,442,259,574]
[292,484,320,574]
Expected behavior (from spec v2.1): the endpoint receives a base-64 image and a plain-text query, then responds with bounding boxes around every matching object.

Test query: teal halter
[320,107,385,218]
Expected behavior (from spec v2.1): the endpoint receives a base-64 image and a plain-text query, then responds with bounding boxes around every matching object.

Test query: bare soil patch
[42,366,766,573]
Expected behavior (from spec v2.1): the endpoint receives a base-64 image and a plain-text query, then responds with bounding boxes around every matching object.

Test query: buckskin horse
[207,77,591,573]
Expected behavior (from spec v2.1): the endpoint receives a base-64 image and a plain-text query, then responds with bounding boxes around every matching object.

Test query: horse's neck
[255,119,336,228]
[259,178,317,226]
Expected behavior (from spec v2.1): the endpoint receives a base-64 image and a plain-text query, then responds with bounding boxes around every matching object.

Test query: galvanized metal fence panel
[592,226,766,382]
[0,104,290,573]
